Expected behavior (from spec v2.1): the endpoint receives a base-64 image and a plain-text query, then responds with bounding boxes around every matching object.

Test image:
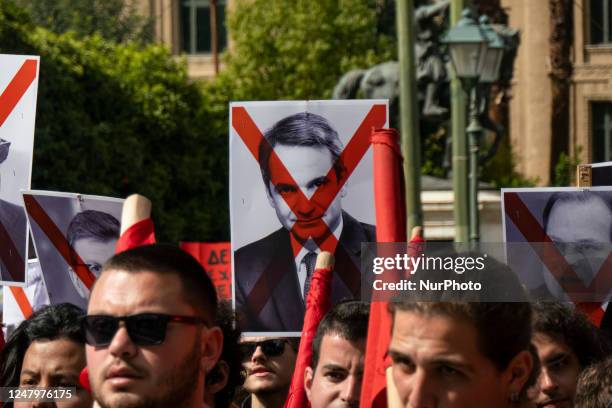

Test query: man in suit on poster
[235,112,376,332]
[0,138,27,282]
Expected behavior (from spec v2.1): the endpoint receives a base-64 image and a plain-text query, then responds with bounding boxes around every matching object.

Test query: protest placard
[230,100,387,335]
[181,242,231,301]
[0,55,39,284]
[23,191,123,310]
[502,187,612,325]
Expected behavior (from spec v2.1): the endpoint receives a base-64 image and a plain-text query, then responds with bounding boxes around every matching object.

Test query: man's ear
[201,326,224,374]
[504,350,534,400]
[304,366,314,402]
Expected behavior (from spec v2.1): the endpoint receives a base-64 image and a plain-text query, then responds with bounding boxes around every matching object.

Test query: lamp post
[444,9,504,243]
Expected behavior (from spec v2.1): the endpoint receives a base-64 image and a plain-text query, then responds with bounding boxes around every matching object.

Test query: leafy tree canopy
[14,0,153,44]
[0,1,227,242]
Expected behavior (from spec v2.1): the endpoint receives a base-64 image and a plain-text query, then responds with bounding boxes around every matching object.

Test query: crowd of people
[0,243,610,408]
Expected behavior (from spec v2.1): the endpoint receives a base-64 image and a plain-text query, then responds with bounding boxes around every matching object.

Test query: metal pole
[466,83,482,242]
[396,0,423,234]
[451,1,469,242]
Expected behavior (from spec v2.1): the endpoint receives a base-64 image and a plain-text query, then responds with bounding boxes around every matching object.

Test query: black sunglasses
[240,339,289,357]
[82,313,206,347]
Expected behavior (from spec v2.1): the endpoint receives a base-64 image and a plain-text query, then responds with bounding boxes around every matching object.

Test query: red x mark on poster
[505,192,612,325]
[0,58,37,283]
[23,194,96,289]
[232,104,386,315]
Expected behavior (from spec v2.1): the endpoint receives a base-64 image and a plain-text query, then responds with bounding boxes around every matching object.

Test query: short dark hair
[66,210,120,247]
[258,112,346,192]
[389,302,532,372]
[0,303,85,397]
[206,301,243,408]
[532,301,611,368]
[101,244,218,323]
[311,301,369,370]
[542,191,612,240]
[573,356,612,408]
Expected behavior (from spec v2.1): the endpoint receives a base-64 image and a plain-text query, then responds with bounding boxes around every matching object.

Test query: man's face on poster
[69,237,117,298]
[544,194,612,298]
[266,144,345,244]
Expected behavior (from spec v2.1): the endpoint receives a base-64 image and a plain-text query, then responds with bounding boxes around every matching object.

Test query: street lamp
[444,9,504,243]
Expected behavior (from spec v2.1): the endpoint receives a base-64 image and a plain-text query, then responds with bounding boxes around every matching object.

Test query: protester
[304,301,369,408]
[205,301,244,408]
[240,337,299,407]
[529,302,611,408]
[0,303,92,408]
[388,301,534,407]
[84,244,223,408]
[573,356,612,408]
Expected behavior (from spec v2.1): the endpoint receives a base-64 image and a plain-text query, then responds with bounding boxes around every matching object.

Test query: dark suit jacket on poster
[0,199,27,282]
[235,211,376,332]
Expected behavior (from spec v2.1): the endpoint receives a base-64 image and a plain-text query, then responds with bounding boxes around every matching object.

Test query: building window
[592,102,612,162]
[180,0,227,54]
[591,0,612,44]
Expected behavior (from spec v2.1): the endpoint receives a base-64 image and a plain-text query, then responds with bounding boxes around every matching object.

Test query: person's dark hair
[532,301,611,368]
[258,112,346,192]
[0,303,85,406]
[66,209,120,247]
[101,244,218,323]
[573,356,612,408]
[206,301,243,408]
[542,191,612,240]
[389,301,532,372]
[311,301,369,371]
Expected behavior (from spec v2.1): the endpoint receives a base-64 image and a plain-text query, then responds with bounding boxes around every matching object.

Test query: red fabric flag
[360,128,408,408]
[284,263,334,408]
[115,218,156,254]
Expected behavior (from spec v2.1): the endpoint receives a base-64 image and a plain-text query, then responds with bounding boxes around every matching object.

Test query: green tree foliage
[15,0,153,44]
[0,2,227,242]
[217,0,395,101]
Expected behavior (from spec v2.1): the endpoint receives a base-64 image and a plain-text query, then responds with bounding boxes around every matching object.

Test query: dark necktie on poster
[302,251,317,299]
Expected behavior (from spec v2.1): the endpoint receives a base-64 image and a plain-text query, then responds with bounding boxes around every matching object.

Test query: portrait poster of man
[22,191,123,310]
[502,187,612,308]
[0,55,40,284]
[230,100,387,335]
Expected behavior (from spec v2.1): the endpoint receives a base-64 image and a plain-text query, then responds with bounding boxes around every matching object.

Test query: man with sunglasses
[84,244,223,408]
[240,337,298,408]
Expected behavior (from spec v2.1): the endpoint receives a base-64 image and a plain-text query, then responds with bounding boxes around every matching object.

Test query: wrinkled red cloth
[361,128,408,408]
[284,265,334,408]
[115,218,156,254]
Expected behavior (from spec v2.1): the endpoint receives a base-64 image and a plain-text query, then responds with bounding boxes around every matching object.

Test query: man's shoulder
[234,228,292,280]
[235,227,288,257]
[341,211,376,242]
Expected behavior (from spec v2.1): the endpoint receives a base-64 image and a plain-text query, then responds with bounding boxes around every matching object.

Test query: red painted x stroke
[232,105,386,315]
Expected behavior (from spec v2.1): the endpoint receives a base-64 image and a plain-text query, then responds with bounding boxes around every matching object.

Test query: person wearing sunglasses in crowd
[240,336,299,408]
[83,244,223,408]
[0,303,93,408]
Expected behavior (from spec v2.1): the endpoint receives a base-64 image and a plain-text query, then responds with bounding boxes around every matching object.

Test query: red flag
[361,128,408,408]
[115,218,156,253]
[284,260,334,408]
